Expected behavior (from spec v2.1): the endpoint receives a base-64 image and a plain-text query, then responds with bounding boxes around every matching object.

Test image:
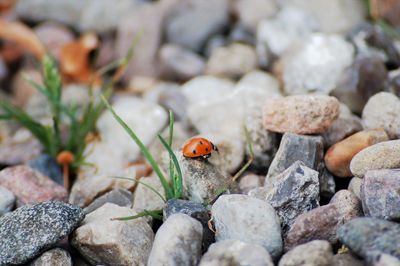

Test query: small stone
[350,140,400,177]
[29,248,72,266]
[330,190,364,222]
[332,253,364,266]
[84,189,132,214]
[278,240,334,266]
[369,253,400,266]
[206,43,258,79]
[71,203,154,265]
[239,174,264,194]
[212,194,282,260]
[325,129,389,177]
[232,0,277,32]
[361,169,400,220]
[0,187,15,216]
[0,166,67,207]
[337,217,400,260]
[28,154,63,185]
[199,240,274,266]
[262,95,340,134]
[362,92,400,139]
[228,23,256,45]
[132,175,165,213]
[148,214,203,266]
[0,201,84,265]
[348,177,362,199]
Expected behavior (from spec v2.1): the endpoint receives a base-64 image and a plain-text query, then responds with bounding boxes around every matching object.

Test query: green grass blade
[111,176,166,202]
[111,209,163,221]
[167,110,175,192]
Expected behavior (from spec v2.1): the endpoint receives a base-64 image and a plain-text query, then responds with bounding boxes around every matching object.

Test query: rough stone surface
[337,217,400,260]
[83,189,132,214]
[0,201,84,265]
[28,153,63,185]
[348,177,362,199]
[262,95,340,134]
[0,166,67,207]
[0,187,15,216]
[71,203,154,266]
[212,194,282,260]
[29,248,72,266]
[325,129,389,177]
[148,214,203,266]
[362,92,400,139]
[278,240,334,266]
[361,169,400,221]
[199,240,274,266]
[350,140,400,177]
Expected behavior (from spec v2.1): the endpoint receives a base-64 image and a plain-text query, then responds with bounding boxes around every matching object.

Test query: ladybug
[182,137,218,159]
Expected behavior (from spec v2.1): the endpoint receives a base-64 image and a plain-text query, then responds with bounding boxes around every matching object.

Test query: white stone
[132,175,165,213]
[232,0,278,32]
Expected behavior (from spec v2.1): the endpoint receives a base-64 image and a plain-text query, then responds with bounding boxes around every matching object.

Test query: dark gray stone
[361,169,400,221]
[84,189,132,214]
[266,133,324,180]
[0,201,84,265]
[337,217,400,260]
[319,165,336,199]
[28,154,63,185]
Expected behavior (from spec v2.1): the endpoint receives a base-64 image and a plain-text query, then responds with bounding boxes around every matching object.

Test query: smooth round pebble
[278,240,334,266]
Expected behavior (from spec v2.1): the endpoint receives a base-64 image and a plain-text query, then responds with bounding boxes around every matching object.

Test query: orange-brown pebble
[56,151,74,165]
[324,128,388,177]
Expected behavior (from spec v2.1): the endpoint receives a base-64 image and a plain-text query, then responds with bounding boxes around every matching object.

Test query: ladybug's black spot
[200,141,203,145]
[205,147,209,152]
[192,149,196,154]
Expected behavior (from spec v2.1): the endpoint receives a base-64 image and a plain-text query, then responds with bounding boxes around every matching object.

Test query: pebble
[132,175,165,213]
[0,166,67,207]
[348,177,362,199]
[324,129,389,177]
[369,253,400,266]
[278,240,334,266]
[148,214,203,266]
[238,174,264,194]
[281,33,354,95]
[0,201,84,265]
[0,187,15,216]
[332,253,364,266]
[71,203,154,265]
[28,154,63,185]
[337,217,400,260]
[211,194,282,260]
[232,0,277,32]
[84,188,132,214]
[361,169,400,220]
[199,240,274,266]
[206,43,258,79]
[262,95,340,134]
[350,140,400,177]
[362,92,400,139]
[29,248,72,266]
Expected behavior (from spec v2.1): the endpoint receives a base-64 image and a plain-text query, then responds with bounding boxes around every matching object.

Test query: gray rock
[84,189,132,214]
[266,133,324,180]
[165,0,229,52]
[348,177,362,199]
[199,240,274,266]
[29,248,72,266]
[361,169,400,220]
[319,165,336,199]
[332,253,364,266]
[0,201,84,265]
[28,154,63,185]
[337,217,400,260]
[0,187,15,216]
[211,194,282,260]
[228,23,256,45]
[238,174,264,194]
[278,240,334,266]
[369,253,400,266]
[148,214,203,266]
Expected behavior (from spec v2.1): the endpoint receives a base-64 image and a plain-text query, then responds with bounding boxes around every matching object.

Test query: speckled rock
[29,248,72,266]
[28,154,63,185]
[148,214,203,266]
[362,92,400,139]
[0,201,84,265]
[262,95,340,134]
[332,253,364,266]
[348,177,362,199]
[350,140,400,177]
[337,217,400,260]
[0,166,67,207]
[325,129,389,177]
[0,187,15,216]
[71,203,154,265]
[361,169,400,220]
[212,194,282,260]
[199,240,274,266]
[278,240,334,266]
[83,189,132,214]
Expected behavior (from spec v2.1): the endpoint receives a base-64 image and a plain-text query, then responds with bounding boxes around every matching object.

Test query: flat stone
[361,169,400,220]
[0,187,15,216]
[350,140,400,177]
[84,188,132,214]
[29,248,72,266]
[278,240,334,266]
[0,201,84,265]
[148,214,203,266]
[262,95,340,134]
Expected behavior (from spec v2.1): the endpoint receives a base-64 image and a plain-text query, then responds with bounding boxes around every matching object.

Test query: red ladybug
[182,137,218,159]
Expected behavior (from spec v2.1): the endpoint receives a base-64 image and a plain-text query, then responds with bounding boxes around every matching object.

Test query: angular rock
[199,240,274,266]
[84,189,132,214]
[0,166,67,207]
[350,140,400,177]
[71,203,154,265]
[28,154,63,185]
[148,214,203,266]
[278,240,334,266]
[212,194,282,260]
[266,133,324,180]
[337,217,400,260]
[325,129,389,177]
[263,95,340,134]
[29,248,72,266]
[0,187,15,216]
[332,253,364,266]
[0,201,84,265]
[361,169,400,220]
[362,92,400,139]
